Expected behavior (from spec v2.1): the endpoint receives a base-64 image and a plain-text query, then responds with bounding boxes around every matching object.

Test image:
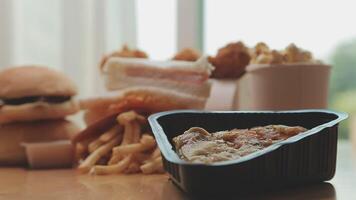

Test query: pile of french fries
[76,111,164,175]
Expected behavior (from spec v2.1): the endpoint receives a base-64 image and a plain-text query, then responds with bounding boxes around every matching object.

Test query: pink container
[205,79,239,110]
[22,140,74,169]
[238,64,331,110]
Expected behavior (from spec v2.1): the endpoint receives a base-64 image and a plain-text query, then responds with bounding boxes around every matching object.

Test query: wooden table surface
[0,141,355,200]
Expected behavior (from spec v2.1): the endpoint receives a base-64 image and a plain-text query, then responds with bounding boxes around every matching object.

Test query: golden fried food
[78,134,123,173]
[100,45,148,69]
[90,155,132,175]
[172,48,201,62]
[250,42,270,57]
[74,111,164,175]
[209,42,251,78]
[250,42,270,63]
[250,42,317,64]
[80,88,206,119]
[283,43,313,63]
[252,50,286,64]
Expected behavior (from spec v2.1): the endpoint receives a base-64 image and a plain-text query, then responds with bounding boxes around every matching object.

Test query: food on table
[250,43,319,64]
[77,81,212,174]
[208,41,251,79]
[173,125,307,164]
[74,111,164,175]
[100,45,148,70]
[0,66,80,166]
[0,66,79,124]
[95,55,213,124]
[76,49,215,174]
[100,56,213,99]
[172,48,201,61]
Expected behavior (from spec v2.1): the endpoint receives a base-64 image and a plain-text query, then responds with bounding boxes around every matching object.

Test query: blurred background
[0,0,355,139]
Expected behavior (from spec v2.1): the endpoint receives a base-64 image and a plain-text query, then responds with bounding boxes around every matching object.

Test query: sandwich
[100,56,214,99]
[82,56,214,125]
[0,66,80,124]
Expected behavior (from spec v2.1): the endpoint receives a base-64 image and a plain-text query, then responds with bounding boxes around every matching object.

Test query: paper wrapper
[205,79,239,110]
[237,64,331,110]
[22,140,74,169]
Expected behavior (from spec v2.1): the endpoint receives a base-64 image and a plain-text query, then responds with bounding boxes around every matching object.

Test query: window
[204,0,356,59]
[136,0,176,59]
[13,0,61,68]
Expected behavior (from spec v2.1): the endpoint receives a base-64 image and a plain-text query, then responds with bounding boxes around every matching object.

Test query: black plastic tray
[148,110,347,196]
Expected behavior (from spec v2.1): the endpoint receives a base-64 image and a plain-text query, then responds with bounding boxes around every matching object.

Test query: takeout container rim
[148,109,347,166]
[246,63,331,73]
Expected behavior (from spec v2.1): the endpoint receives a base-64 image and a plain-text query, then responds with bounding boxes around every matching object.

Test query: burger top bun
[0,66,77,99]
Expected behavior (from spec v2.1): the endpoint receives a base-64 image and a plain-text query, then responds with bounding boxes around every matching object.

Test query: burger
[0,66,80,166]
[0,66,79,124]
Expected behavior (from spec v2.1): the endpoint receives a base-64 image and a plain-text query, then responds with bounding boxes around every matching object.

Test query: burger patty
[0,96,71,105]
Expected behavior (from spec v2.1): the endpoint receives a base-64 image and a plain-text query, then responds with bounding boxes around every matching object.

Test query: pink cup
[238,63,331,110]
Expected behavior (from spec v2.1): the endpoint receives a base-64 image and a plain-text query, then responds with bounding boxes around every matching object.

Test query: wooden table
[1,141,355,200]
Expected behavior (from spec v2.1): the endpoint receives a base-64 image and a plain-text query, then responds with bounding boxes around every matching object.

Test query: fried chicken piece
[209,42,251,79]
[100,45,148,69]
[172,48,201,62]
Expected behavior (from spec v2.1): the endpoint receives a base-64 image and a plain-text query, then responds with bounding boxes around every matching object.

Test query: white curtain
[0,0,15,68]
[0,0,137,97]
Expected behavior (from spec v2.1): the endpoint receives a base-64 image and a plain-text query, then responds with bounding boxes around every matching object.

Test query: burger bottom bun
[0,119,80,166]
[0,100,80,124]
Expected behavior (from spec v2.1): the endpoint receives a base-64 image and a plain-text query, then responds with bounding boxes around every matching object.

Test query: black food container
[148,110,347,196]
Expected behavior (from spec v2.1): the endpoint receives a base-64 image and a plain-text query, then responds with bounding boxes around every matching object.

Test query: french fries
[99,125,122,143]
[88,125,122,153]
[75,110,164,175]
[112,134,156,155]
[148,147,161,161]
[90,155,132,175]
[140,157,164,174]
[78,134,123,173]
